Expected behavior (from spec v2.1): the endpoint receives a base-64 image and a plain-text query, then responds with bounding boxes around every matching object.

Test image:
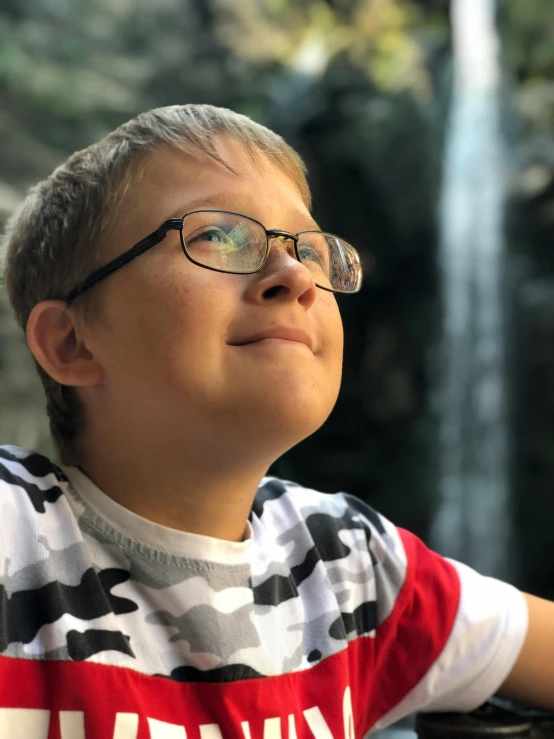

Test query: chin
[248,388,336,449]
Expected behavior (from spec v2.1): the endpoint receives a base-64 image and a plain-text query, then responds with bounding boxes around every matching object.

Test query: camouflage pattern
[0,445,406,683]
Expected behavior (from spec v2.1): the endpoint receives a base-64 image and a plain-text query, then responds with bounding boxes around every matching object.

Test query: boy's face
[81,138,344,463]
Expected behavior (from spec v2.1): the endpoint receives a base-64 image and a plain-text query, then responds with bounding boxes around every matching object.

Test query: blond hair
[2,104,311,464]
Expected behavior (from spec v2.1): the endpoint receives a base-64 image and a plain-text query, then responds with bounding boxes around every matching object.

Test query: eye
[298,245,321,262]
[298,236,330,265]
[187,227,227,245]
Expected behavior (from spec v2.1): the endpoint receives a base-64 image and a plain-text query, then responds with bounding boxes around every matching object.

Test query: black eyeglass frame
[63,209,362,303]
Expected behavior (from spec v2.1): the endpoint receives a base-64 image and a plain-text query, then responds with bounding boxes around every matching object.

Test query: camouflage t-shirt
[0,445,527,739]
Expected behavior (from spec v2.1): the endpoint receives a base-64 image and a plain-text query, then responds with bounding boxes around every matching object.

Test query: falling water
[430,0,510,579]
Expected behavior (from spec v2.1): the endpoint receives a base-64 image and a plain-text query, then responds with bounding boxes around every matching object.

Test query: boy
[0,104,552,739]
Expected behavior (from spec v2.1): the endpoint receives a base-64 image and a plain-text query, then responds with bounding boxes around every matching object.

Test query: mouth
[229,327,314,352]
[239,337,313,353]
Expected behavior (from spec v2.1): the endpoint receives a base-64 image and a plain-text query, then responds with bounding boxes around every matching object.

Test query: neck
[77,436,272,543]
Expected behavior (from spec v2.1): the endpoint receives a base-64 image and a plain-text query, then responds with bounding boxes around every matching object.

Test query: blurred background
[0,0,553,597]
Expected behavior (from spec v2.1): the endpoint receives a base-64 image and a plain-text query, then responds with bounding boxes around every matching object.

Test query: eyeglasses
[63,209,363,303]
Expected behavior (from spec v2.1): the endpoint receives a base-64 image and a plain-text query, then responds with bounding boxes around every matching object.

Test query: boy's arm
[497,593,554,708]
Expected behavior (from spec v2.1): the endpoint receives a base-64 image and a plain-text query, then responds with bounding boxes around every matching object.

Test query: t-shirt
[0,445,527,739]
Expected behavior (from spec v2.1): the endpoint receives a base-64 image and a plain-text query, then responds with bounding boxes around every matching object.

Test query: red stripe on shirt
[350,528,461,733]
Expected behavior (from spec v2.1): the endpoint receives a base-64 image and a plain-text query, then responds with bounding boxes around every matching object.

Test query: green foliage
[502,0,554,134]
[503,0,554,82]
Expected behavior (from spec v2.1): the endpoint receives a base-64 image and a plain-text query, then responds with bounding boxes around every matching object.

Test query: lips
[230,326,314,352]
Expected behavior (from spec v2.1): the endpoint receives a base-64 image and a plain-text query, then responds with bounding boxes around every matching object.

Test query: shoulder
[252,476,464,614]
[252,477,412,619]
[252,476,405,560]
[0,445,68,514]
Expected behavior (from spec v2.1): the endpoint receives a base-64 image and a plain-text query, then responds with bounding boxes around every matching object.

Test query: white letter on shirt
[200,725,224,739]
[148,717,187,738]
[303,707,333,739]
[342,687,354,739]
[0,708,50,738]
[241,718,282,739]
[288,714,298,739]
[113,713,139,739]
[60,711,85,739]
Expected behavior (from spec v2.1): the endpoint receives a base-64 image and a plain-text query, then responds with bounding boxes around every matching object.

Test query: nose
[244,234,317,308]
[269,234,297,260]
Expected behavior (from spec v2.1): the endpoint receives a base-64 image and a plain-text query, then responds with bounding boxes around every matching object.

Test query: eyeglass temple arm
[63,219,183,303]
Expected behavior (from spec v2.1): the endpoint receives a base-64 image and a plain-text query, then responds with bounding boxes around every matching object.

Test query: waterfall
[430,0,510,579]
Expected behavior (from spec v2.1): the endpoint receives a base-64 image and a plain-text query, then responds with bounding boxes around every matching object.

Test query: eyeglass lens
[181,211,362,293]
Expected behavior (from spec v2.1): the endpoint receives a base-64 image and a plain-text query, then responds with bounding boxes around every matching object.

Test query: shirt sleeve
[369,526,528,732]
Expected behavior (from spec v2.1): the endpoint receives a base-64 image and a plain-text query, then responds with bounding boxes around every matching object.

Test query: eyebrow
[163,194,240,220]
[162,195,321,232]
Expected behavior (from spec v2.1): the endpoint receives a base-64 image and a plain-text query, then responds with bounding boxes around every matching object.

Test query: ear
[26,300,104,387]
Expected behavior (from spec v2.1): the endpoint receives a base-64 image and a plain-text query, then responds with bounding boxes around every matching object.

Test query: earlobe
[26,300,104,388]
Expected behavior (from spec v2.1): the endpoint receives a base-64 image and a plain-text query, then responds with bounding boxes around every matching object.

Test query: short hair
[2,104,311,465]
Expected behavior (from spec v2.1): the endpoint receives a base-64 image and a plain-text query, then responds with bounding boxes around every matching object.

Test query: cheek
[331,321,345,392]
[97,276,191,372]
[321,296,344,362]
[313,296,344,403]
[110,271,230,386]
